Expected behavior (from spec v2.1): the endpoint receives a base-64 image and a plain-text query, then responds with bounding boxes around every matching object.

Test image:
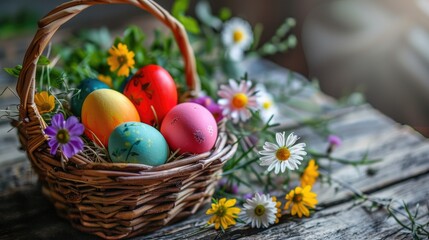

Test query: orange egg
[82,89,140,147]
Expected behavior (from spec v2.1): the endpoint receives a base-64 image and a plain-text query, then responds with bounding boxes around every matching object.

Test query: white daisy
[259,132,307,174]
[221,17,253,61]
[218,79,258,123]
[256,84,279,122]
[242,193,278,228]
[225,46,244,61]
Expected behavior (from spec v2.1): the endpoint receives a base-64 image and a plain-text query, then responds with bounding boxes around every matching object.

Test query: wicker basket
[15,0,237,238]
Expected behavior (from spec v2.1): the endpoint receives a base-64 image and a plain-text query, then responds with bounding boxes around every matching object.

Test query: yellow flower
[34,91,55,114]
[284,185,318,218]
[271,196,282,224]
[107,43,135,77]
[300,159,319,187]
[98,74,113,88]
[206,198,241,230]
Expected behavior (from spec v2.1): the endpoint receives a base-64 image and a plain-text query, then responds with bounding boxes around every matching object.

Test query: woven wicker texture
[15,0,237,238]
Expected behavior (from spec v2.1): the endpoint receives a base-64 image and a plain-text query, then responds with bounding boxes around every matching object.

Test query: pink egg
[161,103,218,154]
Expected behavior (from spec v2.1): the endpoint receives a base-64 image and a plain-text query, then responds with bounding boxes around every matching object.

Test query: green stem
[308,150,381,166]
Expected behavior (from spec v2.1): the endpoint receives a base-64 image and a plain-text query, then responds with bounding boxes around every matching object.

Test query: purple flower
[218,178,239,194]
[243,193,254,200]
[190,96,224,122]
[328,135,342,147]
[242,192,264,200]
[190,96,214,107]
[44,113,85,158]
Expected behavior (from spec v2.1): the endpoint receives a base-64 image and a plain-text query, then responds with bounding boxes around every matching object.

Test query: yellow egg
[82,89,140,147]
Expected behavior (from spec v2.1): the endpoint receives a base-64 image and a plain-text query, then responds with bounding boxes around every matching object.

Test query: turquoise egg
[71,78,110,117]
[108,122,169,166]
[118,76,131,93]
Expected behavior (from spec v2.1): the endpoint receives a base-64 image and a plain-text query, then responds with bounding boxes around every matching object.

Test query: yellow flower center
[233,29,245,43]
[276,147,290,161]
[254,204,266,216]
[56,129,70,144]
[293,193,303,203]
[262,100,272,110]
[232,93,248,109]
[117,55,128,65]
[216,205,227,217]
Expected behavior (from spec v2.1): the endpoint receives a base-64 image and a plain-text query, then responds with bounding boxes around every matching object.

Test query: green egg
[108,122,169,166]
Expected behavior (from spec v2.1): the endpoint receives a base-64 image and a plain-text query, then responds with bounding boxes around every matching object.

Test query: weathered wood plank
[316,119,429,205]
[0,186,94,240]
[146,168,429,240]
[0,158,36,195]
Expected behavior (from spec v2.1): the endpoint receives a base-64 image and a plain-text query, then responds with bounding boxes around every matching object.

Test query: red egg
[123,65,178,125]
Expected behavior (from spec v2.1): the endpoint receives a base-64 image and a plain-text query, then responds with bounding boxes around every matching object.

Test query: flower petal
[276,132,285,146]
[224,198,237,207]
[44,126,57,137]
[263,142,279,151]
[286,132,298,147]
[51,113,65,129]
[49,141,60,156]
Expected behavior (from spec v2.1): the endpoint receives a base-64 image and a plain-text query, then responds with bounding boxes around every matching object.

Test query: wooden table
[1,59,428,239]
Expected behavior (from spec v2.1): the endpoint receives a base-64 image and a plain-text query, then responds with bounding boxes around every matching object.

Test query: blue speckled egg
[108,122,169,166]
[71,78,110,117]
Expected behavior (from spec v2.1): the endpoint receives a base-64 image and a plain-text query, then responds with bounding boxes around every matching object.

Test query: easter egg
[118,76,132,93]
[82,89,140,147]
[108,122,169,165]
[71,78,110,117]
[123,64,178,125]
[161,102,218,154]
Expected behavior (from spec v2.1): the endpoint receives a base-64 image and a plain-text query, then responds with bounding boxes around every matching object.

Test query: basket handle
[17,0,201,120]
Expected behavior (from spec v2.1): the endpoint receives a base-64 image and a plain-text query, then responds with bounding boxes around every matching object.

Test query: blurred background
[1,0,428,136]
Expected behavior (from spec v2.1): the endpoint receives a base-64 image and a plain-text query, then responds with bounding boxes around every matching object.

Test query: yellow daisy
[97,74,113,88]
[300,159,319,187]
[284,185,318,218]
[206,198,241,230]
[271,196,282,224]
[107,43,135,77]
[34,91,55,114]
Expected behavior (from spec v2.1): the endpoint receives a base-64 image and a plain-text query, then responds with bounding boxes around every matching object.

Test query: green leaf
[172,0,189,17]
[195,1,222,30]
[287,35,297,48]
[123,25,146,50]
[48,69,67,89]
[172,0,200,34]
[178,15,200,34]
[37,55,51,66]
[219,7,231,21]
[4,65,22,78]
[261,43,276,55]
